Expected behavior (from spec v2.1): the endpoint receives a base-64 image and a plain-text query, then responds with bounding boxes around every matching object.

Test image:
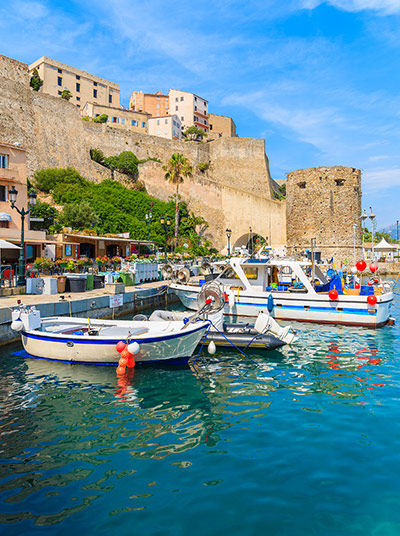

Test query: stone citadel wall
[286,166,362,263]
[0,54,286,250]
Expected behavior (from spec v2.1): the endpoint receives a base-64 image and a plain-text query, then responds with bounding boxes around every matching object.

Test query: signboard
[109,294,123,308]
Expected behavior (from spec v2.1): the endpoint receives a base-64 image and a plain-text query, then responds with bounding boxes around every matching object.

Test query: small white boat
[170,257,395,328]
[11,306,208,366]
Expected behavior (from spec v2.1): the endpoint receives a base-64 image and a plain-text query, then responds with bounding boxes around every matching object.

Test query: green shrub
[93,114,108,123]
[59,202,99,231]
[198,162,210,172]
[82,116,90,121]
[61,89,72,100]
[33,167,87,193]
[30,68,43,91]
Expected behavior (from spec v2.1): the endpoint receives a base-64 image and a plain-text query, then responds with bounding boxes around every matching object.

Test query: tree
[162,153,193,250]
[89,148,105,165]
[90,149,146,181]
[183,125,208,142]
[30,68,43,91]
[59,202,99,231]
[33,167,86,193]
[93,114,108,123]
[61,89,72,100]
[30,201,58,231]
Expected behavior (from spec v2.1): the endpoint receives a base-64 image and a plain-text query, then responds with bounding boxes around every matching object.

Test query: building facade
[147,115,182,139]
[83,102,150,134]
[129,90,169,117]
[29,56,120,109]
[209,113,237,138]
[0,142,46,264]
[168,89,209,134]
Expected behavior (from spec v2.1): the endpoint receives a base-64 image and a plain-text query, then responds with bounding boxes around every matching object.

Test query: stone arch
[233,232,267,253]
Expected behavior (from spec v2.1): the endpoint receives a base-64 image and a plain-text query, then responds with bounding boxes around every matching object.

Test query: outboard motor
[254,312,296,345]
[11,306,41,332]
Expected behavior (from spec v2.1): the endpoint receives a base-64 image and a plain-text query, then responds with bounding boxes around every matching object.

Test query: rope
[192,319,258,366]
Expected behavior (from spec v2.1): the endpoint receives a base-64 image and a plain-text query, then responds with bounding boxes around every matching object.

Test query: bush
[30,201,58,231]
[59,202,99,231]
[61,89,72,100]
[198,162,210,172]
[30,68,43,91]
[93,114,108,123]
[34,167,87,193]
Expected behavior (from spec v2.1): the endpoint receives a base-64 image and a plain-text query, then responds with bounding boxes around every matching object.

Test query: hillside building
[129,90,169,116]
[168,89,209,134]
[147,115,182,140]
[83,102,150,134]
[209,113,237,138]
[29,56,120,109]
[0,142,46,263]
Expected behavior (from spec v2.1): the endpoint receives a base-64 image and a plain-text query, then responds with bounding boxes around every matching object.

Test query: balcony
[0,168,18,181]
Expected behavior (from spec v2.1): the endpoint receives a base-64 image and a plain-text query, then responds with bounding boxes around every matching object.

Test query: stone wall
[0,53,285,250]
[286,166,362,262]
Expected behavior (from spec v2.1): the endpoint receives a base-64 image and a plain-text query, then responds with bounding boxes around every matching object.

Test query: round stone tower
[286,166,362,263]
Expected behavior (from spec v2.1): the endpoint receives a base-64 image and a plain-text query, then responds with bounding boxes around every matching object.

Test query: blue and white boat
[11,306,208,365]
[170,257,395,328]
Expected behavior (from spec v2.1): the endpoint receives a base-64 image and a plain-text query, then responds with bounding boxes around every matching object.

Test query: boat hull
[20,323,207,365]
[170,285,393,328]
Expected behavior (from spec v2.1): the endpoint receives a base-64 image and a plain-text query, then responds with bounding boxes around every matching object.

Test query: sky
[1,0,400,230]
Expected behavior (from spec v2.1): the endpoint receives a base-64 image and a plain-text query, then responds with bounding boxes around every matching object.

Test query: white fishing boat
[11,306,209,366]
[170,257,395,328]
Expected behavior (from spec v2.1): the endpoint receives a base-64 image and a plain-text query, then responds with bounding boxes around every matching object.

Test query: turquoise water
[1,295,400,535]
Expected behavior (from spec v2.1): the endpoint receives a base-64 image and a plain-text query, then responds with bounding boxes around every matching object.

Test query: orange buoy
[329,289,339,300]
[367,294,377,306]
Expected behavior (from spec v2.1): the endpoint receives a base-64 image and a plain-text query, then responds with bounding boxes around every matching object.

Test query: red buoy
[329,289,339,300]
[116,341,126,353]
[355,283,360,289]
[370,263,378,273]
[367,295,377,306]
[356,260,367,271]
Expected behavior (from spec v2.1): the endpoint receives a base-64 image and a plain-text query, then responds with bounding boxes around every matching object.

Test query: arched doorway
[233,232,268,254]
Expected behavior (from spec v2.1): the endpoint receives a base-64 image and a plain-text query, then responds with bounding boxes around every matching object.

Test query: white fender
[127,342,140,355]
[228,290,235,308]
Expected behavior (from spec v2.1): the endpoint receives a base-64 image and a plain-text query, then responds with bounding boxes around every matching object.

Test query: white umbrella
[0,239,20,276]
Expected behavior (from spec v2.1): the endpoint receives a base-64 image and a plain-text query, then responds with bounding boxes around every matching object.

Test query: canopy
[0,239,20,250]
[374,238,397,251]
[0,213,12,222]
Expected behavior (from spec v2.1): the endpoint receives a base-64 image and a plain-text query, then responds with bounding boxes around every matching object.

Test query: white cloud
[14,0,48,19]
[363,168,400,192]
[303,0,400,14]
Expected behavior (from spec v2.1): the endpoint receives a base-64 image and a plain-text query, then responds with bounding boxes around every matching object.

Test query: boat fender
[228,290,235,308]
[116,341,127,353]
[208,341,216,354]
[267,294,274,312]
[127,342,140,355]
[11,319,24,332]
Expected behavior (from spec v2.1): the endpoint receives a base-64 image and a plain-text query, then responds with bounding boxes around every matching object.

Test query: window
[93,89,97,98]
[194,96,197,101]
[335,179,345,186]
[142,122,146,128]
[109,94,112,104]
[131,120,134,126]
[93,81,98,86]
[181,116,184,121]
[180,96,184,101]
[210,124,213,130]
[58,90,62,95]
[57,68,62,73]
[297,181,306,189]
[0,221,9,229]
[76,75,80,80]
[165,118,168,124]
[176,97,178,102]
[195,106,197,111]
[76,97,80,101]
[0,185,7,201]
[57,76,62,86]
[164,129,168,135]
[157,119,160,125]
[157,129,160,135]
[176,106,178,111]
[194,115,198,121]
[156,103,160,108]
[0,154,8,169]
[121,118,125,124]
[76,83,80,92]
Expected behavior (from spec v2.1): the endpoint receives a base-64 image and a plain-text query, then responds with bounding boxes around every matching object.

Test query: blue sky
[1,0,399,229]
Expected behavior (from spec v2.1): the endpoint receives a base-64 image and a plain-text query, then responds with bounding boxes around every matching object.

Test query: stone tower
[286,166,362,262]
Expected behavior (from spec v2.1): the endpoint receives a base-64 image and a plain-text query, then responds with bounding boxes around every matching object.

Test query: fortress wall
[0,53,284,250]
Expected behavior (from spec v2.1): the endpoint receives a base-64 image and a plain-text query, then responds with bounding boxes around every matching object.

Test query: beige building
[209,113,238,138]
[147,115,182,140]
[83,102,150,134]
[0,142,46,264]
[168,89,209,134]
[129,90,169,117]
[29,56,120,109]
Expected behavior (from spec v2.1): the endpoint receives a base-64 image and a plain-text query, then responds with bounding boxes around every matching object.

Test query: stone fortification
[286,166,362,263]
[0,54,285,250]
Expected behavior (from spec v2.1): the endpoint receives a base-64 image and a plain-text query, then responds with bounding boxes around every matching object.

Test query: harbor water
[1,292,400,535]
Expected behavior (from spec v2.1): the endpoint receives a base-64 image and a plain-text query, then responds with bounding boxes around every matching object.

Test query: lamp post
[249,226,253,254]
[160,215,171,263]
[145,212,152,242]
[369,206,376,262]
[352,224,357,265]
[360,209,367,259]
[8,186,37,286]
[226,228,232,255]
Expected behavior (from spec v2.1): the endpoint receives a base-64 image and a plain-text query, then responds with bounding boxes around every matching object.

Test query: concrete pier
[0,282,179,346]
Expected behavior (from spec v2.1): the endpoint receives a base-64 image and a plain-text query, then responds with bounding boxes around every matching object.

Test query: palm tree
[163,153,193,250]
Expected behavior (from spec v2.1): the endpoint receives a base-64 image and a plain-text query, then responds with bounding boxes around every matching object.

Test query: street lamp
[160,215,171,262]
[369,206,376,261]
[226,228,232,255]
[9,186,37,286]
[145,212,152,241]
[249,226,253,254]
[360,209,367,259]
